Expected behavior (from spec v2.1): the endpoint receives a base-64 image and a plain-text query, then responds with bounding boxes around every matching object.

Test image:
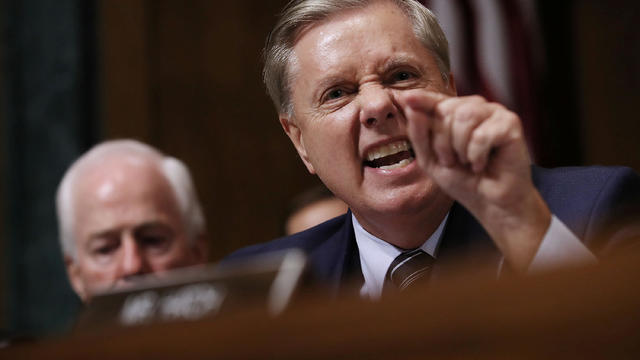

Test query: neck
[353,195,453,250]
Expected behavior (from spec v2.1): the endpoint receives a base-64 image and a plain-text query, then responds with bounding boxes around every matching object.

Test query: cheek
[148,240,194,269]
[306,106,359,155]
[79,260,118,287]
[304,117,363,193]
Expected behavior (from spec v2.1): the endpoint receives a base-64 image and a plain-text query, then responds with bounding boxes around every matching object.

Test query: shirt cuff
[527,215,598,273]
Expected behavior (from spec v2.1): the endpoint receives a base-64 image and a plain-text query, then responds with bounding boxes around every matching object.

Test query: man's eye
[140,235,169,247]
[138,233,173,254]
[93,244,118,256]
[134,223,175,253]
[393,71,414,81]
[326,89,344,100]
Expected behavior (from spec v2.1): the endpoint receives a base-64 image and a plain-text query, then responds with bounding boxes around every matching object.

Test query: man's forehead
[290,2,423,78]
[71,160,178,229]
[76,156,161,193]
[72,186,181,245]
[295,2,410,46]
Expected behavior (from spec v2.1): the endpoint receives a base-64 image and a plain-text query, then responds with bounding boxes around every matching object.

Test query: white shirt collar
[352,212,449,299]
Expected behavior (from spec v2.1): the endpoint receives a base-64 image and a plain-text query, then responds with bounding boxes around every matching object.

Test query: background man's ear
[279,115,316,174]
[192,233,209,264]
[65,256,88,302]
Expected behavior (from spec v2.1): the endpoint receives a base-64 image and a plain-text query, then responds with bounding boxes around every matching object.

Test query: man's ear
[446,72,457,96]
[279,115,316,174]
[191,233,209,264]
[65,255,88,302]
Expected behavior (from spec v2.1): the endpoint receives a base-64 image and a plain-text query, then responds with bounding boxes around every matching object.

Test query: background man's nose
[359,86,397,128]
[119,236,148,278]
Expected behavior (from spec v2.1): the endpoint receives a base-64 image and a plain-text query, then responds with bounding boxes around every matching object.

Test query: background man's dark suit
[224,166,640,293]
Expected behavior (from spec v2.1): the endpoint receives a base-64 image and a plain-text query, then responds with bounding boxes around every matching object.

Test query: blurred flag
[421,0,545,161]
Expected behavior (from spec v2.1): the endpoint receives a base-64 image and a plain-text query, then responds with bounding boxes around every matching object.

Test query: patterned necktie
[384,249,435,292]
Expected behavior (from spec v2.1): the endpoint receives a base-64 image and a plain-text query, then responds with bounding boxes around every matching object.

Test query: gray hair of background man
[262,0,451,116]
[56,139,206,259]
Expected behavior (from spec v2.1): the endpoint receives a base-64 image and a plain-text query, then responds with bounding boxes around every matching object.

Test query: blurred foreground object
[75,249,307,332]
[4,248,640,358]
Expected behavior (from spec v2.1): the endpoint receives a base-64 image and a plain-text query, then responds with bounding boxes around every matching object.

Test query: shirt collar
[352,212,449,299]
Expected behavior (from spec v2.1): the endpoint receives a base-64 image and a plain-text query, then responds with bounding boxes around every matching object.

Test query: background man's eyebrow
[134,221,175,233]
[88,229,119,241]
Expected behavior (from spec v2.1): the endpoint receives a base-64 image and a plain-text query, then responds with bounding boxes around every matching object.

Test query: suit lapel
[432,202,503,279]
[307,211,363,295]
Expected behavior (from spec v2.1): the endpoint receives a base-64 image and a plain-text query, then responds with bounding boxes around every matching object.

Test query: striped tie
[384,249,435,292]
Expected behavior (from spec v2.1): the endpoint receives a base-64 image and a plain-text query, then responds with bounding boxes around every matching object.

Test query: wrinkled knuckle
[472,127,490,146]
[502,110,520,125]
[433,101,449,117]
[508,128,523,142]
[467,147,481,164]
[455,104,478,123]
[506,114,523,134]
[491,186,514,205]
[434,113,448,126]
[469,95,486,103]
[488,101,505,109]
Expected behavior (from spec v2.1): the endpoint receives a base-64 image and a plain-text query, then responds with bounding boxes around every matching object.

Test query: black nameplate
[75,249,307,330]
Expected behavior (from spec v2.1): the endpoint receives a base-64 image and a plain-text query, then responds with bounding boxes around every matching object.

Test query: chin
[365,182,441,216]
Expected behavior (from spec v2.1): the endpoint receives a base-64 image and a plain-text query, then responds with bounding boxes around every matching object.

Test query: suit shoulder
[532,165,640,241]
[221,213,349,263]
[532,165,639,193]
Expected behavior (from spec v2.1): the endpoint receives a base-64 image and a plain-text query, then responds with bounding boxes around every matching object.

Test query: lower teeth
[378,158,413,170]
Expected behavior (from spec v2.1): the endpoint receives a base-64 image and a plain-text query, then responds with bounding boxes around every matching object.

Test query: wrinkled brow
[378,54,424,74]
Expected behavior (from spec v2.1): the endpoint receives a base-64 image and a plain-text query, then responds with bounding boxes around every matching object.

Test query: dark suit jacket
[224,166,640,294]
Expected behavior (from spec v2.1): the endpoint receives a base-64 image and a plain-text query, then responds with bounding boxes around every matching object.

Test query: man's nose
[359,85,397,128]
[119,236,148,278]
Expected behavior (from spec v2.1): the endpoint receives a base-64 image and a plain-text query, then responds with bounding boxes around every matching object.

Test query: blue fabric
[223,166,640,291]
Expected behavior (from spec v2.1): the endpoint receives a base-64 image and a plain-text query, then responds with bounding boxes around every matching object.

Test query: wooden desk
[4,252,640,359]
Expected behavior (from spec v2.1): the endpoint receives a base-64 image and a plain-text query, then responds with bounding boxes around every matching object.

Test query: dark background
[1,0,639,337]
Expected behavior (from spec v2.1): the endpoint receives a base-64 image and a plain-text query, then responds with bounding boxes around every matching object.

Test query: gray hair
[56,139,206,258]
[262,0,450,115]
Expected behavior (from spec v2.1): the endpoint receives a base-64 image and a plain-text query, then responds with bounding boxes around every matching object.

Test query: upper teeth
[366,140,411,161]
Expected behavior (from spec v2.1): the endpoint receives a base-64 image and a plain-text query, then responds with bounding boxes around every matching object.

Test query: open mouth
[364,140,415,170]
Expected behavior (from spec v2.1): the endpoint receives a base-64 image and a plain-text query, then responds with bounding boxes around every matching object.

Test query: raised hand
[398,90,551,271]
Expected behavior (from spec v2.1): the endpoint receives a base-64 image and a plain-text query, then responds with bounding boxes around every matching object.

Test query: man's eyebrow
[379,55,421,73]
[134,221,175,234]
[314,75,351,94]
[88,229,119,241]
[84,229,120,251]
[86,221,175,244]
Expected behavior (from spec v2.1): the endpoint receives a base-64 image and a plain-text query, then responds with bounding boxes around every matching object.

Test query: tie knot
[385,249,435,292]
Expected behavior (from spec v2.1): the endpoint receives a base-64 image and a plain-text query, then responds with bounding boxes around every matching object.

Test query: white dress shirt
[353,213,598,299]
